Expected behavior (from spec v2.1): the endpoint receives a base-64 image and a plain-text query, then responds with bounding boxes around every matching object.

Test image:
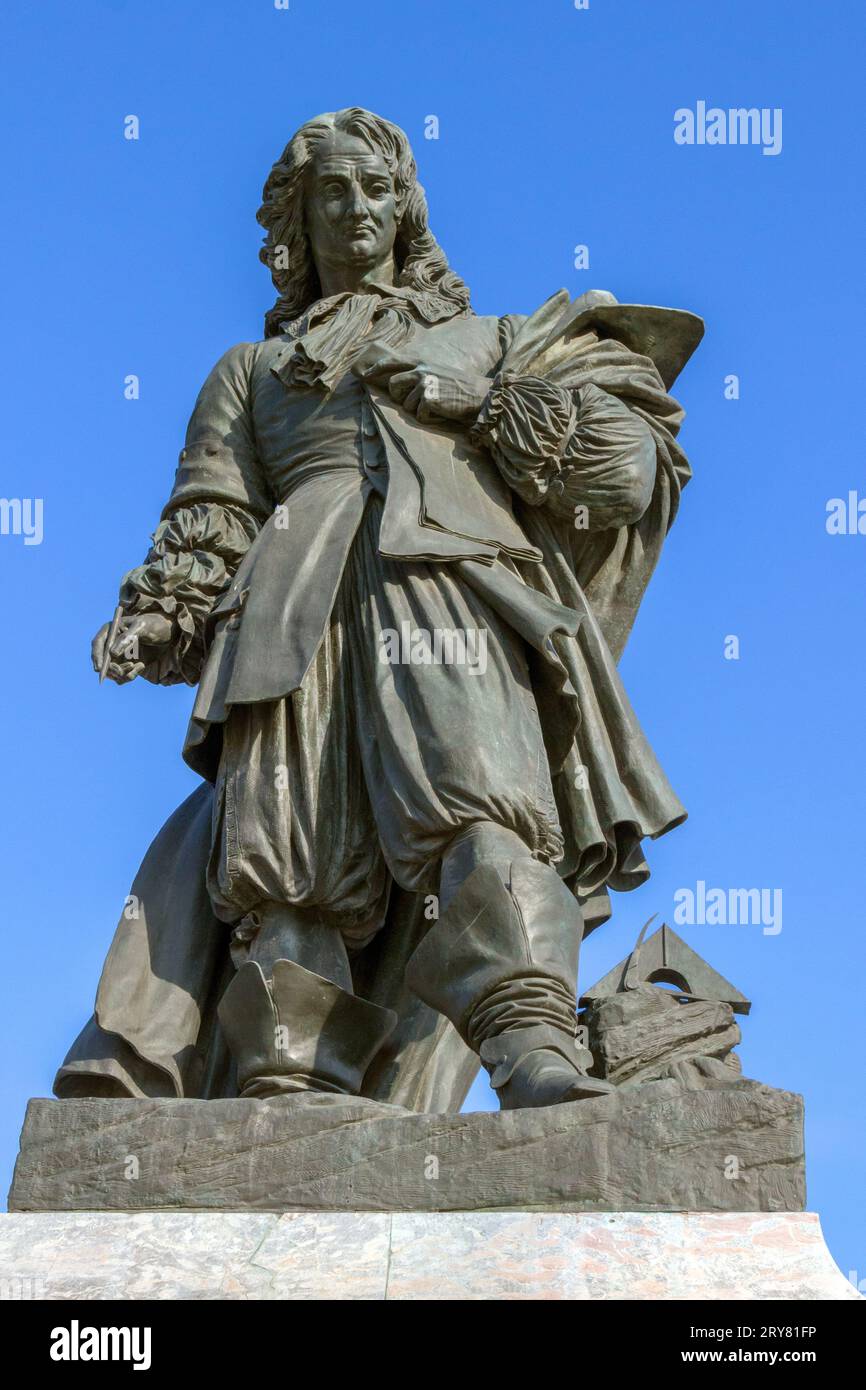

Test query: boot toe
[498,1049,615,1110]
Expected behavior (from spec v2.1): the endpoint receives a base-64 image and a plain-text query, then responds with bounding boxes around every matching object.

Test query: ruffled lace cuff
[118,503,260,685]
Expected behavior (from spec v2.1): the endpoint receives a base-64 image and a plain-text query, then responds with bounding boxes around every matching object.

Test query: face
[304,130,398,276]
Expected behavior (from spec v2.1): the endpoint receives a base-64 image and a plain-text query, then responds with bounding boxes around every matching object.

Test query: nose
[346,182,369,218]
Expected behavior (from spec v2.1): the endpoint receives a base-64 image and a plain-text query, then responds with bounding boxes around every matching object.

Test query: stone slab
[9,1077,804,1214]
[0,1212,856,1301]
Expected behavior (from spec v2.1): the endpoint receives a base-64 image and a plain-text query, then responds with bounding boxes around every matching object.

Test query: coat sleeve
[471,370,657,531]
[117,343,273,685]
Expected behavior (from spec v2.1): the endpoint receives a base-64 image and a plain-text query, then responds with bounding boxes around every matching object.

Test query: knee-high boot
[218,958,397,1099]
[405,858,613,1110]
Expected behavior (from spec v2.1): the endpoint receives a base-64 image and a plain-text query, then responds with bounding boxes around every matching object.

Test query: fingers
[401,380,425,414]
[103,657,146,685]
[92,607,175,681]
[351,346,390,380]
[92,614,150,682]
[120,615,149,644]
[352,348,400,381]
[353,347,426,381]
[386,370,423,405]
[108,619,138,666]
[91,623,110,674]
[398,375,441,422]
[414,395,439,424]
[386,369,438,407]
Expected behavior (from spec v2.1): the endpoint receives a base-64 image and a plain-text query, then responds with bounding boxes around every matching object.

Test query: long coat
[55,288,702,1107]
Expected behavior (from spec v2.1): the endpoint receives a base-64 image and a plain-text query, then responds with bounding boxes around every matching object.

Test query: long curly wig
[256,107,471,337]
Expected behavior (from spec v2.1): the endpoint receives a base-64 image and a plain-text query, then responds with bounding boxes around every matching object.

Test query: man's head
[257,108,470,335]
[303,128,398,287]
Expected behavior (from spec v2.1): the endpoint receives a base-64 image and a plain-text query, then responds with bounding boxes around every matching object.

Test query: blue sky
[1,0,863,1283]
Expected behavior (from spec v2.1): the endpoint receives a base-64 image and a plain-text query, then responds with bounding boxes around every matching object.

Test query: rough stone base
[0,1212,856,1300]
[9,1078,804,1214]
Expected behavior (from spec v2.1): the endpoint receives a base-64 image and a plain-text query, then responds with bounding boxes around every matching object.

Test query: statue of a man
[77,108,700,1112]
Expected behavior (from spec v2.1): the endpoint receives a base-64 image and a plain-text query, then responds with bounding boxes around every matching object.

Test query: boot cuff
[480,1024,592,1089]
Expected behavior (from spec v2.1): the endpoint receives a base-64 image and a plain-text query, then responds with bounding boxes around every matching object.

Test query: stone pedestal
[0,1212,856,1300]
[9,1077,804,1214]
[5,1080,850,1301]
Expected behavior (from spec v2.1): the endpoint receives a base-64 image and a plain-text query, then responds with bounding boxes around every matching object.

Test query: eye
[366,181,390,198]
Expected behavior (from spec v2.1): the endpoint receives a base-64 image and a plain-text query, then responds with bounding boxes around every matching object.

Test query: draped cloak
[55,287,703,1111]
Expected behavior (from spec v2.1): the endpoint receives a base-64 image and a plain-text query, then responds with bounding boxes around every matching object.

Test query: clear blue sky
[2,0,863,1283]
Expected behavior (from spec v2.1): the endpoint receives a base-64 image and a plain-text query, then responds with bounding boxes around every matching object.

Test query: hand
[90,611,174,684]
[353,345,491,424]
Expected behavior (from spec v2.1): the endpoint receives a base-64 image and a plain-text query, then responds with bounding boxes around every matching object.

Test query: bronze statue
[60,108,702,1113]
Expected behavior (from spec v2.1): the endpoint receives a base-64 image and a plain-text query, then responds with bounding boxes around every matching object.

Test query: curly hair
[256,108,472,337]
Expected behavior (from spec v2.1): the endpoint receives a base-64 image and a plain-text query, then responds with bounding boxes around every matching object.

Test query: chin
[343,241,380,262]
